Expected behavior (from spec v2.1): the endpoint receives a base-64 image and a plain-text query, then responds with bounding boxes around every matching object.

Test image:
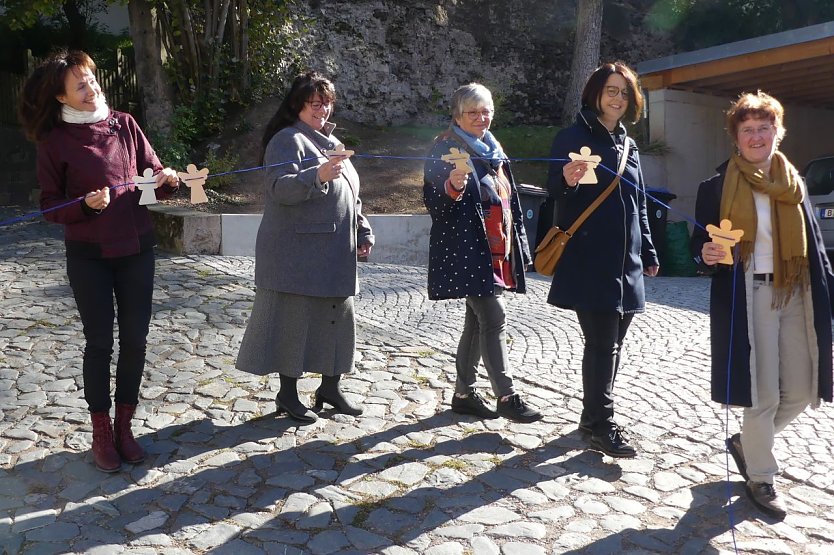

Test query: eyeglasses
[463,109,494,120]
[604,86,629,99]
[739,124,774,137]
[306,100,332,110]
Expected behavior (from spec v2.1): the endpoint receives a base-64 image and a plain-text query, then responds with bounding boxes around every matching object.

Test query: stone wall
[298,0,674,126]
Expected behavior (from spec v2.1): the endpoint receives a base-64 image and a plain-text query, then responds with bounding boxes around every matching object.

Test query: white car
[804,156,834,252]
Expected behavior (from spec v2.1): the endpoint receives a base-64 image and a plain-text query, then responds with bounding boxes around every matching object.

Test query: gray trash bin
[516,183,549,252]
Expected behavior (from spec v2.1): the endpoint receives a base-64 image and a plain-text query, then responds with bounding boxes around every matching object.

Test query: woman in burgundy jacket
[19,50,180,473]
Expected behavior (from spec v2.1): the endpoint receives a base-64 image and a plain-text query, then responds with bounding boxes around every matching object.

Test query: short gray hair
[451,83,494,120]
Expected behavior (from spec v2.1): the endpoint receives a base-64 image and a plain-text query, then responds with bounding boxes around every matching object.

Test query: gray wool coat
[253,120,374,297]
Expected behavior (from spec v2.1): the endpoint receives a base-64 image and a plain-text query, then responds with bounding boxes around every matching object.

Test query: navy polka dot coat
[423,136,532,300]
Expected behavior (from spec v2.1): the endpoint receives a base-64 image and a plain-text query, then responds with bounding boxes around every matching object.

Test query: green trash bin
[662,220,698,277]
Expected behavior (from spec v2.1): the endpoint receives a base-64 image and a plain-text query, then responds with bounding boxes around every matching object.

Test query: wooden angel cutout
[325,144,354,159]
[568,146,602,184]
[441,147,472,174]
[134,168,159,205]
[706,219,744,265]
[178,164,210,204]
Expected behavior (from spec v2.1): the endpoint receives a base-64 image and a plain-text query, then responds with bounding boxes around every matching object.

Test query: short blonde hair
[726,91,786,143]
[451,83,494,121]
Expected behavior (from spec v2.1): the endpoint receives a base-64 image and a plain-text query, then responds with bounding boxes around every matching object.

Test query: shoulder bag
[534,139,631,276]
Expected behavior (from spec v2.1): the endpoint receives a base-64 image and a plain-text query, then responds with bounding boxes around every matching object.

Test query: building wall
[646,89,732,225]
[646,88,834,228]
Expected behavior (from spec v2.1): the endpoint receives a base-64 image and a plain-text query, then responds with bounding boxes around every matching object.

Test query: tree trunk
[63,0,88,50]
[561,0,603,126]
[127,0,174,136]
[239,0,250,96]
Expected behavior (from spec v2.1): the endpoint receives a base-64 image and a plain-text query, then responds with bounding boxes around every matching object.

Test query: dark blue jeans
[576,310,634,433]
[66,249,154,412]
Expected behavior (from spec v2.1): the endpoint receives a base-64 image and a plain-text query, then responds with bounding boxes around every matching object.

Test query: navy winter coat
[690,162,834,407]
[545,110,658,313]
[423,135,531,300]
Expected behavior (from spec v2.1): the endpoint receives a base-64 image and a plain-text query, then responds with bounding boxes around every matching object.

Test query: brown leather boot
[90,411,121,473]
[114,403,145,464]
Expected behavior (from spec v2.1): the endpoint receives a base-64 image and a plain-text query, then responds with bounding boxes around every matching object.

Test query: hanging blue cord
[724,244,741,551]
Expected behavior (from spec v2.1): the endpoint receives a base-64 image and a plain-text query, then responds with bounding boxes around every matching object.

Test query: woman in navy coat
[423,83,541,424]
[545,62,658,458]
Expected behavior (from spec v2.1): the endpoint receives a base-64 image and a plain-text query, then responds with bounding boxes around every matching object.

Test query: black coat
[545,110,658,313]
[690,161,834,406]
[423,135,531,300]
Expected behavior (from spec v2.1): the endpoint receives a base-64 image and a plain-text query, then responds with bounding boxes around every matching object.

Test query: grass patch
[386,124,558,187]
[388,125,444,142]
[495,125,558,187]
[407,438,432,449]
[351,499,385,527]
[441,459,468,471]
[487,455,503,466]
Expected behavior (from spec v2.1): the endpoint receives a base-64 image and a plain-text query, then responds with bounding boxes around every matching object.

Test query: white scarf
[61,97,109,124]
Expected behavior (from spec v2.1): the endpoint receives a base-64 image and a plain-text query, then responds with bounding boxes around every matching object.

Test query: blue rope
[724,244,742,550]
[0,157,322,228]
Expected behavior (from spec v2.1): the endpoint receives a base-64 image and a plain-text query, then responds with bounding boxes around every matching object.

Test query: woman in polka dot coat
[423,83,541,423]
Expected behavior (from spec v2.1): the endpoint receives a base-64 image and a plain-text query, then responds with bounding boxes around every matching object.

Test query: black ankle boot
[276,375,317,424]
[314,375,362,416]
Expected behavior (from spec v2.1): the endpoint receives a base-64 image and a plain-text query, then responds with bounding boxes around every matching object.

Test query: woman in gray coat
[236,72,374,423]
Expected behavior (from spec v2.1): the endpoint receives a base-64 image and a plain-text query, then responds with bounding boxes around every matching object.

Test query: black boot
[276,375,317,424]
[314,375,362,416]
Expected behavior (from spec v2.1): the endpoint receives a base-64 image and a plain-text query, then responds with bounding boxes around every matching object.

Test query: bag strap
[564,138,631,237]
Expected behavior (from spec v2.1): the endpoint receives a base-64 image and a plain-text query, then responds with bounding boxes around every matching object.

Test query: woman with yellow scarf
[691,92,834,520]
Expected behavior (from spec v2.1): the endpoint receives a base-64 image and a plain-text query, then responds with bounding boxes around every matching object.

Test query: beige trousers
[742,281,815,484]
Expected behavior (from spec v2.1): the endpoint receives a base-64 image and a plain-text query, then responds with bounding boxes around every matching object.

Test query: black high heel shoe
[276,394,318,424]
[313,388,363,416]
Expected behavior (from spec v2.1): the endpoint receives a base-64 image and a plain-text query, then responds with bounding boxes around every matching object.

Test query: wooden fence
[0,49,139,126]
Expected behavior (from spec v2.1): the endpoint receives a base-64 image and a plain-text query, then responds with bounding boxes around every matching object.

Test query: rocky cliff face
[295,0,673,126]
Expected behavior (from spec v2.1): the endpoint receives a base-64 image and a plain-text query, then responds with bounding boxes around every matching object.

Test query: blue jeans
[67,250,154,412]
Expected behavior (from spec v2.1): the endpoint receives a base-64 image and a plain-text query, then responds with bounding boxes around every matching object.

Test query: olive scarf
[720,150,808,307]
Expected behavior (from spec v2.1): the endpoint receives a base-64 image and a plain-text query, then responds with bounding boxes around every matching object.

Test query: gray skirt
[235,288,356,378]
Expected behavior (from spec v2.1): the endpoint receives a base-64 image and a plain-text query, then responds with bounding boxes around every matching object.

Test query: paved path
[1,214,833,554]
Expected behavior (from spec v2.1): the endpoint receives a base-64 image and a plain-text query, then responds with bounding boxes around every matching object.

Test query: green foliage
[0,0,129,72]
[202,148,239,190]
[0,0,65,30]
[647,0,834,51]
[245,0,313,102]
[158,0,310,142]
[149,104,203,168]
[150,131,191,170]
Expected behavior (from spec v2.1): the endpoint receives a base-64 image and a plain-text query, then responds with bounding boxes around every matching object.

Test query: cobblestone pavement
[1,214,834,555]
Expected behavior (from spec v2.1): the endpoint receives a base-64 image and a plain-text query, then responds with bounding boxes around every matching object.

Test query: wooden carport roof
[636,22,834,110]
